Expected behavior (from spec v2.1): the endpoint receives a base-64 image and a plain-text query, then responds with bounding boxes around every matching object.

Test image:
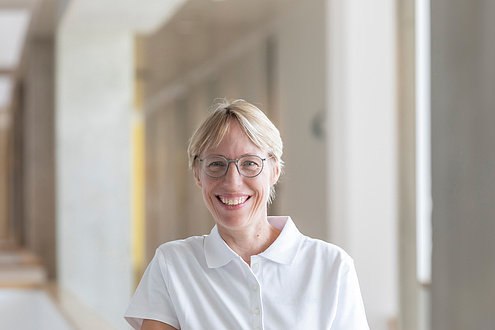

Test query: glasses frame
[199,155,268,178]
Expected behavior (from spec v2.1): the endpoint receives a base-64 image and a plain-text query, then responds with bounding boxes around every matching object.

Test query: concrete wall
[431,1,495,329]
[326,0,398,328]
[56,29,133,329]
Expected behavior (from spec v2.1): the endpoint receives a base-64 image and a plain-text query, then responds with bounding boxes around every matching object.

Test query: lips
[217,195,250,206]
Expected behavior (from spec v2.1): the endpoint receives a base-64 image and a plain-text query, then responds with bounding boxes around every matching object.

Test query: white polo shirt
[124,216,369,329]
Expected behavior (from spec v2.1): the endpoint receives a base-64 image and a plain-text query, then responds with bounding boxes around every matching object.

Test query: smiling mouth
[217,196,250,206]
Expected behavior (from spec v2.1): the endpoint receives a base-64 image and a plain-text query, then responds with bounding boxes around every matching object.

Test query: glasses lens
[202,155,265,178]
[203,156,227,177]
[238,155,264,177]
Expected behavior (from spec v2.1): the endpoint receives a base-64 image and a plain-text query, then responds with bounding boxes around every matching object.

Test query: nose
[222,162,243,186]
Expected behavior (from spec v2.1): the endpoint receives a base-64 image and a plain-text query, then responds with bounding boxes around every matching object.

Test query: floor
[0,246,119,330]
[0,288,74,330]
[0,246,74,329]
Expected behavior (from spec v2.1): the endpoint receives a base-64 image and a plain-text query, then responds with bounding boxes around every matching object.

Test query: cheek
[200,180,218,204]
[200,180,213,196]
[254,175,272,200]
[201,184,216,210]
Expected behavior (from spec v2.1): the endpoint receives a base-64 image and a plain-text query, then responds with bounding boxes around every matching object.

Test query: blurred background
[1,0,494,329]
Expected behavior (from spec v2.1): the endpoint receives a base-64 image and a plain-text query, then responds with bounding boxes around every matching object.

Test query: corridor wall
[56,29,133,329]
[431,0,495,328]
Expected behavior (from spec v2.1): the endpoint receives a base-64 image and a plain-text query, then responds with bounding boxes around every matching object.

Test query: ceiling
[0,0,186,112]
[0,0,292,112]
[0,0,56,110]
[0,9,30,70]
[142,0,294,96]
[60,0,186,34]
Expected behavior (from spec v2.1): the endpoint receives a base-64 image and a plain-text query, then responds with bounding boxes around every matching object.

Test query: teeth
[220,196,248,206]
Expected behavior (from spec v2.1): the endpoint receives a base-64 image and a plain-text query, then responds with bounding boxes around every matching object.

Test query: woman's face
[194,119,280,233]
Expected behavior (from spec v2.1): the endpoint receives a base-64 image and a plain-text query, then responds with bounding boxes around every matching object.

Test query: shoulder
[299,235,354,269]
[156,235,206,254]
[150,235,211,286]
[155,235,207,265]
[155,235,205,261]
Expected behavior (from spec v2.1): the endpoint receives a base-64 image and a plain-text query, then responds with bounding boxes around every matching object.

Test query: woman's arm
[141,319,177,330]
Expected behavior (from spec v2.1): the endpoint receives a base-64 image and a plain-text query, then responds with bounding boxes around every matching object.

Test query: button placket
[249,256,263,329]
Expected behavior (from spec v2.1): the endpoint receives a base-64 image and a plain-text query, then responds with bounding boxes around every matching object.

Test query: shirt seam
[156,248,171,289]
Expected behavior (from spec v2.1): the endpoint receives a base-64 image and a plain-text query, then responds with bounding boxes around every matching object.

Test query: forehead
[203,120,263,157]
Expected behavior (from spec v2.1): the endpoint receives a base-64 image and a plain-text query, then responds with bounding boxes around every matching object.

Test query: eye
[208,161,226,168]
[240,156,262,167]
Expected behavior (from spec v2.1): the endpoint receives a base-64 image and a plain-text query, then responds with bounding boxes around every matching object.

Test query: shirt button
[252,308,260,315]
[254,328,260,330]
[251,284,259,291]
[252,263,259,271]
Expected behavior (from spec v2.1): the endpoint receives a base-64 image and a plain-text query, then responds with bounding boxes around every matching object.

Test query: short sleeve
[124,249,180,329]
[330,258,370,330]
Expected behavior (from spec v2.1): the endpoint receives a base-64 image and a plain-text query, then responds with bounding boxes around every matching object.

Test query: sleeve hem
[124,311,180,329]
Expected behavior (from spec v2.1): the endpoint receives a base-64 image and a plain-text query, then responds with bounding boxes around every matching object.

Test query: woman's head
[188,99,283,204]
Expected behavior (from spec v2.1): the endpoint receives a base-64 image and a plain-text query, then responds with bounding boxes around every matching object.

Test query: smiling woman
[124,99,370,330]
[188,99,283,205]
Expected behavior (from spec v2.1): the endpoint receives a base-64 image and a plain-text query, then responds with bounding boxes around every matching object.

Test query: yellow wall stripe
[131,115,145,289]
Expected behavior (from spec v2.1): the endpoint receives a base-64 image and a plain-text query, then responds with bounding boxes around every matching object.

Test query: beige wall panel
[144,110,162,261]
[431,0,495,329]
[276,0,328,239]
[183,85,215,237]
[397,0,420,329]
[24,38,56,278]
[0,128,9,240]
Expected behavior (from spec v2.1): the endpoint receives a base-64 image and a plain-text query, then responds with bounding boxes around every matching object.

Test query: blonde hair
[187,99,283,203]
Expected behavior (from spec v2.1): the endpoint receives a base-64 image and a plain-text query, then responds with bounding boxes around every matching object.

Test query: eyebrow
[205,153,265,159]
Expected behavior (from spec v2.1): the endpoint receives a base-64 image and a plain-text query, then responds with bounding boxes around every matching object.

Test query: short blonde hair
[187,99,283,203]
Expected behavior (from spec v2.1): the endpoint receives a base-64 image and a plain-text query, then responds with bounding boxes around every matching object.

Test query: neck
[218,219,281,266]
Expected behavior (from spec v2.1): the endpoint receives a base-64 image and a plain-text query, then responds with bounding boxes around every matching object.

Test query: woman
[124,100,369,329]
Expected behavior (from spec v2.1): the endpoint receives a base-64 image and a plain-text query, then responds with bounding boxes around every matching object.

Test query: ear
[270,162,281,186]
[193,166,203,188]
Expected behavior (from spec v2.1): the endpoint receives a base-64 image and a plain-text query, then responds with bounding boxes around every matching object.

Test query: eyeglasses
[199,155,268,178]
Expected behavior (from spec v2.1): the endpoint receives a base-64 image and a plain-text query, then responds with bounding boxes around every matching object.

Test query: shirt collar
[204,216,302,268]
[204,225,239,268]
[259,216,302,265]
